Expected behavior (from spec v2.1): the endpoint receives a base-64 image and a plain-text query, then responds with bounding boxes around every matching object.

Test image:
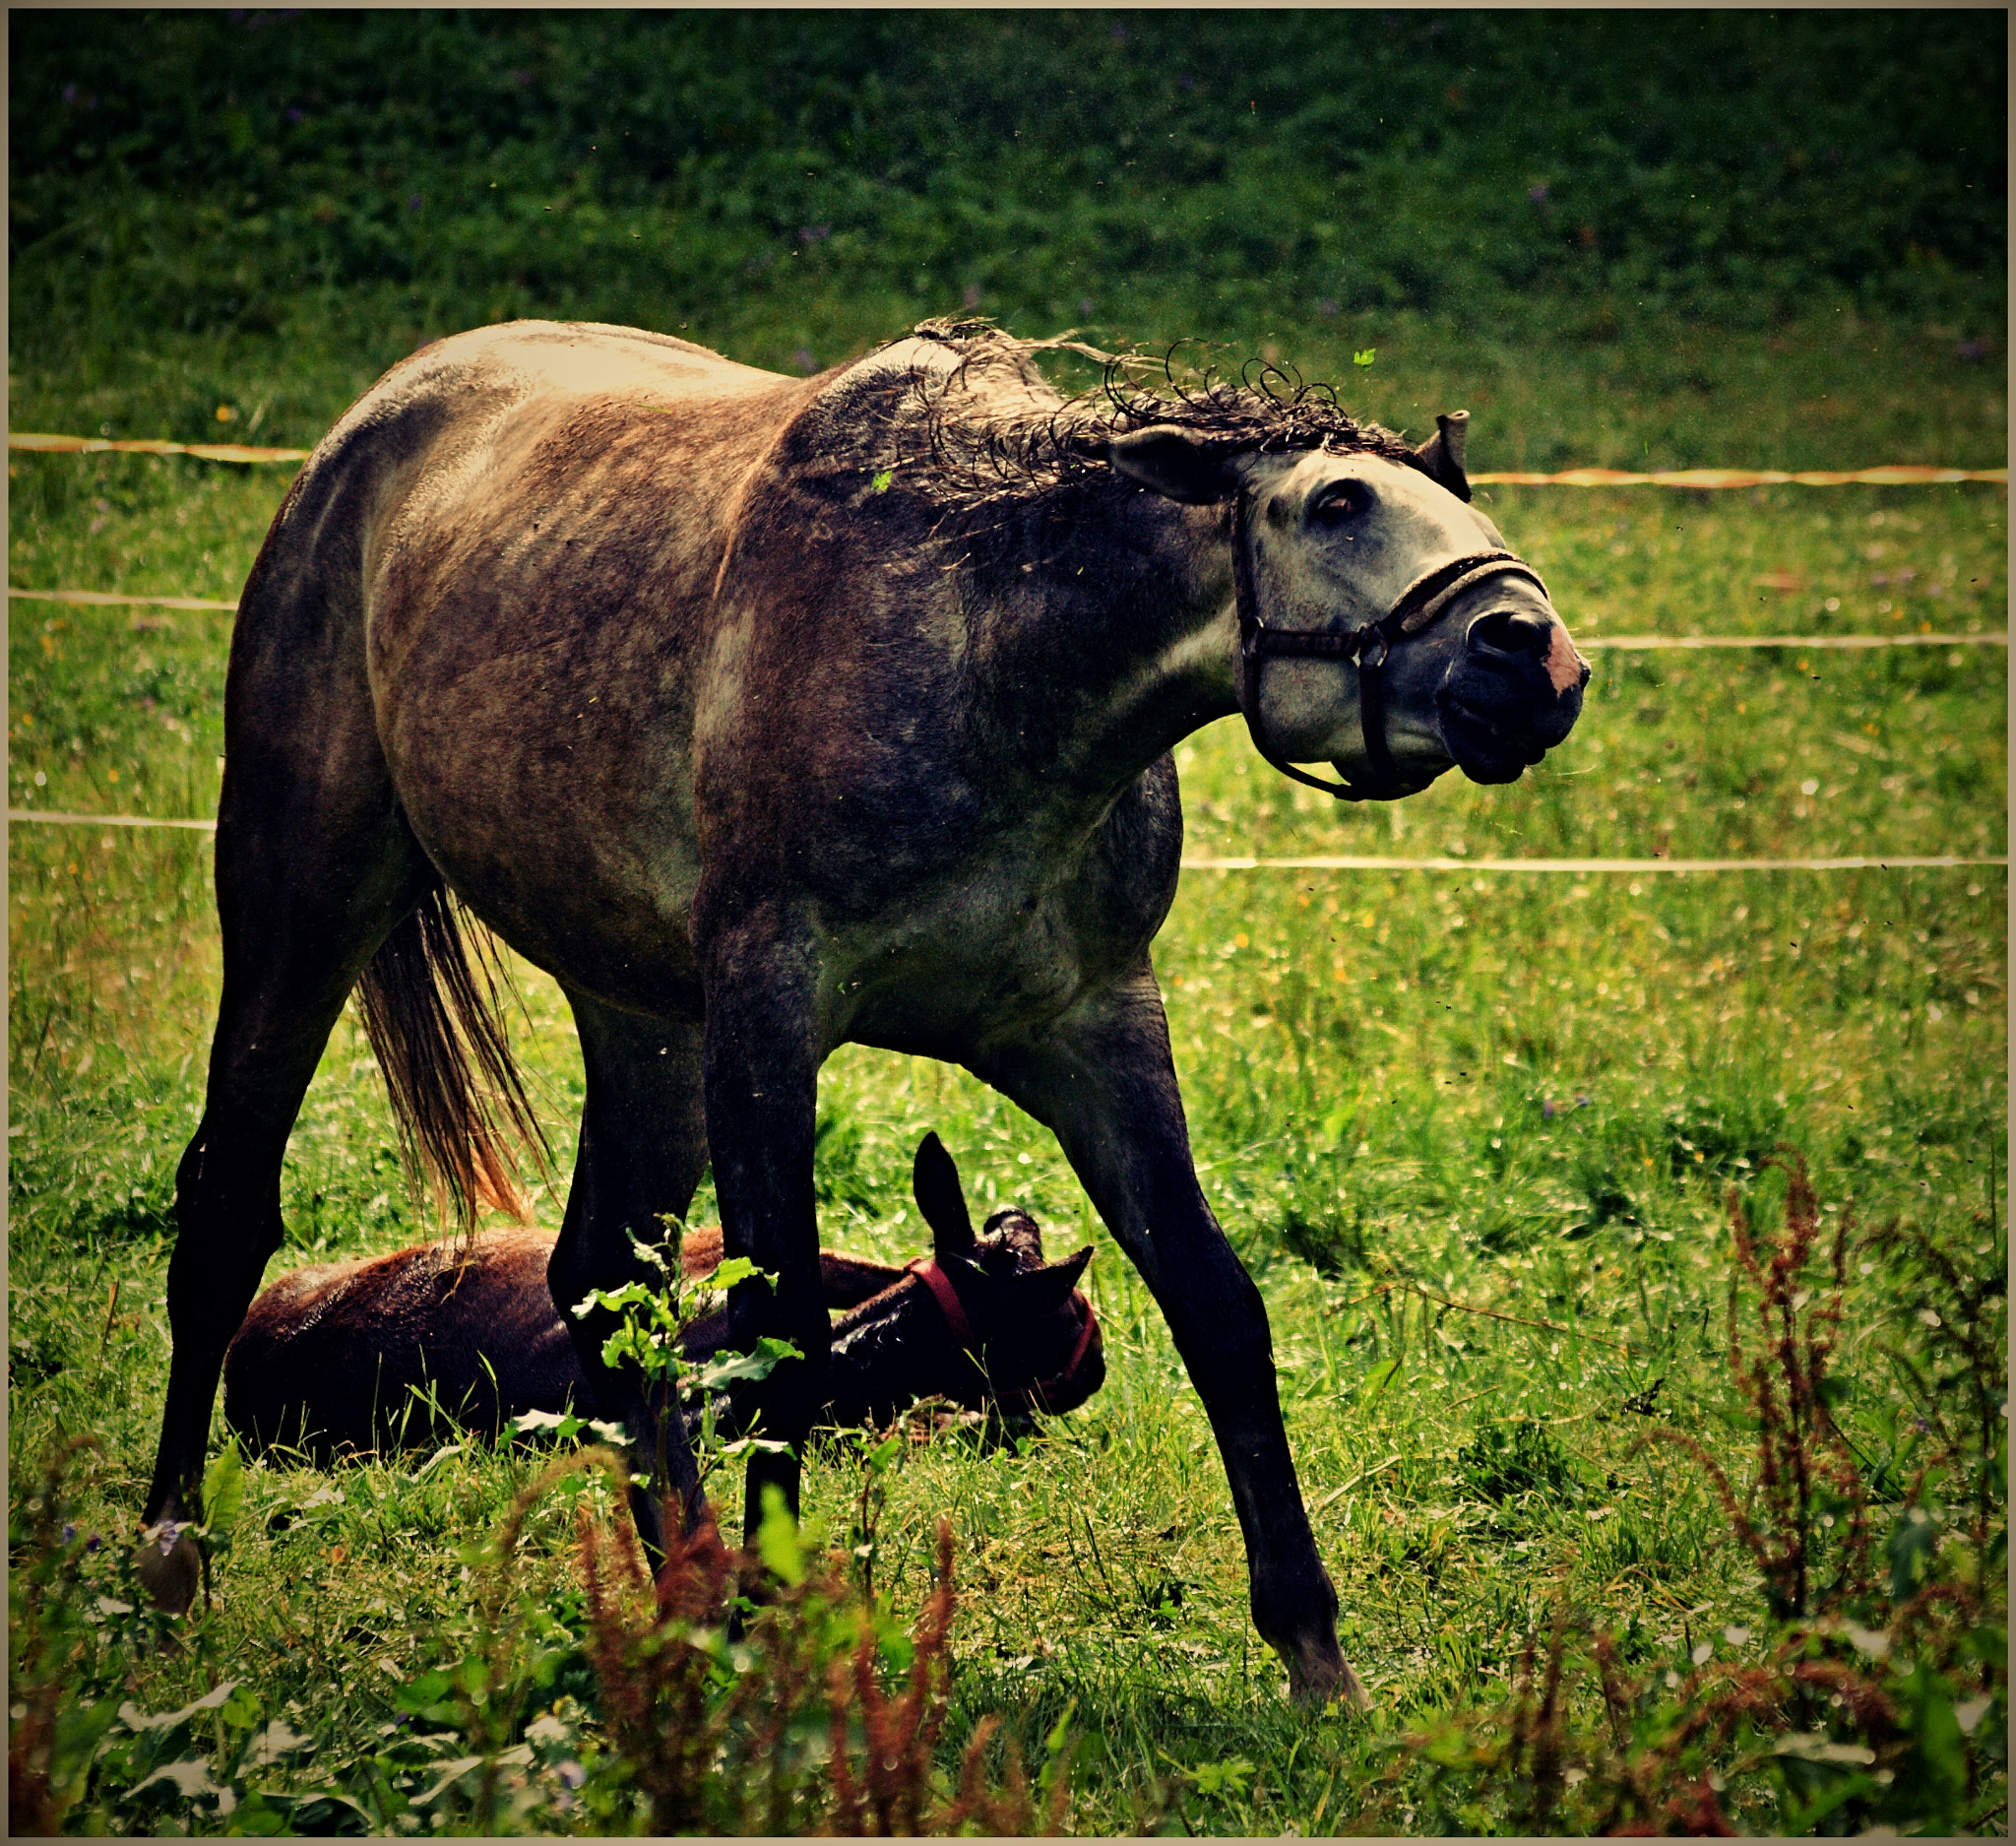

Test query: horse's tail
[356,888,551,1238]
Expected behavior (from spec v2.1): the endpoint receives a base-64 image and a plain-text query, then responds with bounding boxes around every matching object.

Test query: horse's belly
[835,876,1136,1055]
[413,786,706,1016]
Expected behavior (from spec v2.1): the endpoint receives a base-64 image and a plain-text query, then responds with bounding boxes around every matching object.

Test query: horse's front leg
[976,965,1364,1710]
[696,911,833,1547]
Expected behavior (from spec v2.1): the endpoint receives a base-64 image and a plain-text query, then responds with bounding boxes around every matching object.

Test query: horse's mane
[872,318,1423,515]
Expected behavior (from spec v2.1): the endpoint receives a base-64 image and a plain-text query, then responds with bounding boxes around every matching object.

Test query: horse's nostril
[1469,608,1552,659]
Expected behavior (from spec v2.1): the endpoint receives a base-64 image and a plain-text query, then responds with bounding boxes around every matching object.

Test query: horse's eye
[1310,481,1370,525]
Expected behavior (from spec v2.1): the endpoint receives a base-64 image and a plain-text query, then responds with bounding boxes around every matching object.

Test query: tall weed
[1383,1157,2006,1835]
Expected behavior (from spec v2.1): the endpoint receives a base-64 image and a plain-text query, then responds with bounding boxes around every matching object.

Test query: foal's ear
[1412,410,1473,503]
[913,1132,976,1256]
[999,1243,1093,1317]
[1105,425,1239,504]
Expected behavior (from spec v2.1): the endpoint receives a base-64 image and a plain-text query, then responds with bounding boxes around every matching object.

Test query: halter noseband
[1231,494,1550,800]
[905,1256,1099,1415]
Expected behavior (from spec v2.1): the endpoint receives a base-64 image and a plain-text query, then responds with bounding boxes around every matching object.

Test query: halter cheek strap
[904,1256,1099,1415]
[1231,495,1549,801]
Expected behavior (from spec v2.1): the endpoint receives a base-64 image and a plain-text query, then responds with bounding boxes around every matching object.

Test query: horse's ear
[1105,425,1239,504]
[998,1243,1093,1317]
[1413,410,1473,503]
[913,1132,976,1256]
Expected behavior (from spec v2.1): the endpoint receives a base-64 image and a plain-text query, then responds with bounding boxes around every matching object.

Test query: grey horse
[142,318,1585,1706]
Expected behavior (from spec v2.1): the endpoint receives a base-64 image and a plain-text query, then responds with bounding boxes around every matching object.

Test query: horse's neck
[978,495,1238,799]
[822,1276,949,1422]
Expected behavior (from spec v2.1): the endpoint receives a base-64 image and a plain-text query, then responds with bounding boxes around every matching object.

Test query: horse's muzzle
[1436,605,1589,785]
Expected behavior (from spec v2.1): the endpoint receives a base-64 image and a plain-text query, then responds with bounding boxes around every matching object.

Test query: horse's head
[892,1131,1103,1417]
[1109,414,1589,798]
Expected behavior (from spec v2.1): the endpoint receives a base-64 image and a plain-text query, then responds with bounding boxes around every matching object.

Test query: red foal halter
[904,1256,1099,1415]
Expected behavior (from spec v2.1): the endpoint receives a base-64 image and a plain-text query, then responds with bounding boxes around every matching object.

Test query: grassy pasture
[8,345,2006,1827]
[5,16,2006,1821]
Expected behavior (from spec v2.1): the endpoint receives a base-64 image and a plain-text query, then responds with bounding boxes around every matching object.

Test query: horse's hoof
[1287,1641,1370,1715]
[134,1519,202,1615]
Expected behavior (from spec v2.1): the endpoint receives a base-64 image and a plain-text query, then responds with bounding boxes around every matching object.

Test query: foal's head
[826,1133,1102,1426]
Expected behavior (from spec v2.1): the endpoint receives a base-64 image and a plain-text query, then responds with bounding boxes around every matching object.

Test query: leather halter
[905,1256,1099,1415]
[1231,493,1550,801]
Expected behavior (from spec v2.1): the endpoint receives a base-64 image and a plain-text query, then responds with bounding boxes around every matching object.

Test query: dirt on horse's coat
[143,318,1585,1705]
[225,1135,1102,1459]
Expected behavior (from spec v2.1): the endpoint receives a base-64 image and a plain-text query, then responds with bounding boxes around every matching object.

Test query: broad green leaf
[693,1335,802,1391]
[704,1255,771,1293]
[756,1484,805,1585]
[200,1441,243,1538]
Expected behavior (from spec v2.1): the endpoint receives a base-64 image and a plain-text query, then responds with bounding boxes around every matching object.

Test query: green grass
[6,13,2005,1829]
[8,388,2005,1831]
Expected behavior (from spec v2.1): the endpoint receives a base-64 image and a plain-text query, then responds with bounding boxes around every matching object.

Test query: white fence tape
[8,587,2006,653]
[8,810,2002,872]
[10,588,240,611]
[1585,632,2005,651]
[10,433,309,463]
[10,810,220,831]
[11,433,2006,486]
[1180,854,2006,873]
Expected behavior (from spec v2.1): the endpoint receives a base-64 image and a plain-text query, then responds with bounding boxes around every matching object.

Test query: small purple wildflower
[285,105,305,124]
[1077,296,1097,317]
[407,194,423,212]
[1575,1094,1593,1109]
[1111,22,1128,42]
[556,1761,586,1791]
[1957,337,1994,362]
[1528,184,1549,204]
[62,1523,78,1544]
[87,1533,101,1553]
[62,83,79,104]
[1542,1098,1556,1119]
[796,223,830,245]
[1178,74,1196,91]
[1317,297,1340,317]
[791,349,819,374]
[962,284,983,310]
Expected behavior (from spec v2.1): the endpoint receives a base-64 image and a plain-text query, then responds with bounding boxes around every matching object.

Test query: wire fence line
[10,588,240,611]
[10,810,220,831]
[11,446,2001,868]
[1586,632,2003,651]
[9,432,2009,487]
[8,810,2002,874]
[8,587,2005,654]
[10,433,312,463]
[1179,854,2006,874]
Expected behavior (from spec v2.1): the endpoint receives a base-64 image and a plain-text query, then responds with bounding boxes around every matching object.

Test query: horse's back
[223,1230,579,1456]
[222,323,820,1004]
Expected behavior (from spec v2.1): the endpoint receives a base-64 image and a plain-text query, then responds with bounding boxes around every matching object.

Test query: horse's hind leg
[543,990,712,1547]
[140,690,433,1600]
